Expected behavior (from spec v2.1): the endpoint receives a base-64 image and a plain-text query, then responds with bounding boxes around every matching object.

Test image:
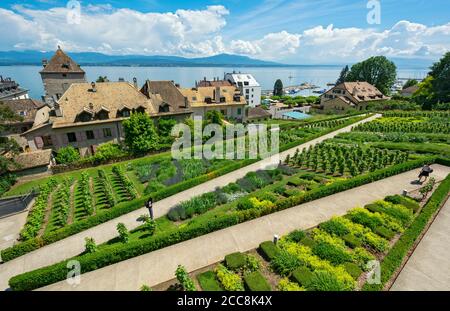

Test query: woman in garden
[418,165,433,183]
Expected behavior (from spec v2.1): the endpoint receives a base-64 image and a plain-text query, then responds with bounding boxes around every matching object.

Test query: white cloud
[0,5,449,64]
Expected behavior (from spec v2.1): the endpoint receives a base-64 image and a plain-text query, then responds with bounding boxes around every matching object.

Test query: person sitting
[418,165,433,183]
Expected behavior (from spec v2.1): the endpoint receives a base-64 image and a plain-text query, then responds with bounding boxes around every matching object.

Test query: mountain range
[0,51,283,67]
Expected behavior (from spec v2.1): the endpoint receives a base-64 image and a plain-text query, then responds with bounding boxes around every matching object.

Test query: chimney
[42,59,48,68]
[133,77,138,89]
[54,102,63,117]
[215,86,221,103]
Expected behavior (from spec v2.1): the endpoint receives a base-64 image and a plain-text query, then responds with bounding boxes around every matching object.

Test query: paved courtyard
[390,198,450,291]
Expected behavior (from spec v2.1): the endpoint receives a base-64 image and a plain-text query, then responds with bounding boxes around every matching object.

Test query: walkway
[38,164,450,290]
[390,197,450,291]
[0,114,378,290]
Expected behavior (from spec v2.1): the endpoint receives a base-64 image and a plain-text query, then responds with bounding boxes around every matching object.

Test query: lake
[0,65,429,99]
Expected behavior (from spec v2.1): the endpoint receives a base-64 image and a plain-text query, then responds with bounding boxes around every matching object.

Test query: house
[140,80,192,122]
[9,149,53,176]
[246,107,272,123]
[22,81,190,156]
[224,72,261,107]
[40,46,87,105]
[320,82,389,112]
[0,99,45,150]
[196,77,232,88]
[399,85,419,97]
[0,76,29,100]
[180,86,247,122]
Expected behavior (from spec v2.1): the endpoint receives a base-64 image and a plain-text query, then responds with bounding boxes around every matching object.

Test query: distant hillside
[0,51,282,67]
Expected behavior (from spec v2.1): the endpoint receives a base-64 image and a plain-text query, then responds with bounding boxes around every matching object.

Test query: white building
[224,72,261,108]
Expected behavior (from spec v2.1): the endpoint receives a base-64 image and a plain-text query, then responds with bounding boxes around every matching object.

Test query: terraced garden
[153,177,449,292]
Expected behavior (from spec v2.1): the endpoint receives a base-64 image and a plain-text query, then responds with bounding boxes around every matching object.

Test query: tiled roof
[140,80,192,115]
[0,99,44,123]
[40,47,85,74]
[247,107,271,119]
[341,82,387,102]
[53,82,154,126]
[11,149,52,171]
[196,80,232,87]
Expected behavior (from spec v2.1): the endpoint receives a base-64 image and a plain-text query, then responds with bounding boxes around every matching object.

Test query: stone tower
[40,46,86,106]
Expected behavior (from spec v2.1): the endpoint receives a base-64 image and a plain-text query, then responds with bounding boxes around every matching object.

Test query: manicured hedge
[9,156,446,290]
[244,271,271,291]
[292,266,314,287]
[363,173,450,291]
[384,195,420,213]
[258,241,280,261]
[343,262,363,280]
[197,271,223,291]
[225,252,247,270]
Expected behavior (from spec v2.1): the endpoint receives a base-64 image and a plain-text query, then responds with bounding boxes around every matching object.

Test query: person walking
[418,164,433,183]
[146,197,154,220]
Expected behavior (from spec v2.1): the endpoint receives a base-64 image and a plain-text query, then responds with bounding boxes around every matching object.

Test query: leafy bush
[84,237,97,254]
[312,241,353,265]
[308,270,352,291]
[343,262,362,279]
[259,241,280,261]
[175,265,196,291]
[384,195,420,213]
[271,250,302,276]
[320,218,350,237]
[244,271,271,291]
[287,230,306,242]
[112,165,138,199]
[225,252,247,270]
[55,146,80,164]
[215,264,244,291]
[277,278,305,291]
[197,271,223,291]
[374,226,395,240]
[300,236,316,248]
[91,143,126,163]
[351,247,375,270]
[78,172,94,215]
[292,266,314,287]
[116,223,129,243]
[342,234,362,248]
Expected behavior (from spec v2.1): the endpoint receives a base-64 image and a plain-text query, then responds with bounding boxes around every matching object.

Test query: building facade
[180,86,247,122]
[320,82,389,112]
[224,72,261,107]
[40,46,87,105]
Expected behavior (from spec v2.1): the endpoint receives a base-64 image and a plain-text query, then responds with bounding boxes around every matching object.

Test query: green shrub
[225,252,247,270]
[215,264,244,291]
[375,226,396,240]
[259,241,280,261]
[312,241,353,265]
[257,191,278,203]
[244,271,271,291]
[237,198,254,211]
[55,146,81,164]
[277,278,305,291]
[175,265,196,291]
[197,271,223,291]
[308,270,351,291]
[384,195,420,213]
[343,262,362,279]
[291,266,314,287]
[283,188,301,197]
[84,237,97,254]
[320,219,350,237]
[287,230,306,242]
[300,236,316,248]
[271,250,302,276]
[342,234,362,248]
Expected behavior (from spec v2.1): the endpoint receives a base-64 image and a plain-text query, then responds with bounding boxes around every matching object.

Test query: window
[244,81,249,86]
[103,128,112,138]
[246,89,249,94]
[122,109,130,117]
[19,111,27,116]
[67,132,77,142]
[246,95,249,100]
[86,130,95,140]
[221,110,226,116]
[237,108,242,115]
[43,135,53,147]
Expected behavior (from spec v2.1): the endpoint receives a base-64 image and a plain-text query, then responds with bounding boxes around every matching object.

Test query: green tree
[346,56,397,95]
[158,117,177,138]
[96,76,109,82]
[336,65,349,85]
[412,76,436,110]
[205,110,224,125]
[273,79,284,96]
[429,51,450,103]
[402,79,418,89]
[123,112,159,154]
[55,146,81,164]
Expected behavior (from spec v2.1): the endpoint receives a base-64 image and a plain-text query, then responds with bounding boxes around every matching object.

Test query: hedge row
[362,172,450,291]
[9,156,441,291]
[2,116,373,262]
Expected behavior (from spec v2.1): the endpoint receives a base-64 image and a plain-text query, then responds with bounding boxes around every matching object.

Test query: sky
[0,0,449,64]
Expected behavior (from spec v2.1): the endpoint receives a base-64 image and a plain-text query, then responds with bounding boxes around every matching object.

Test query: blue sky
[0,0,449,63]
